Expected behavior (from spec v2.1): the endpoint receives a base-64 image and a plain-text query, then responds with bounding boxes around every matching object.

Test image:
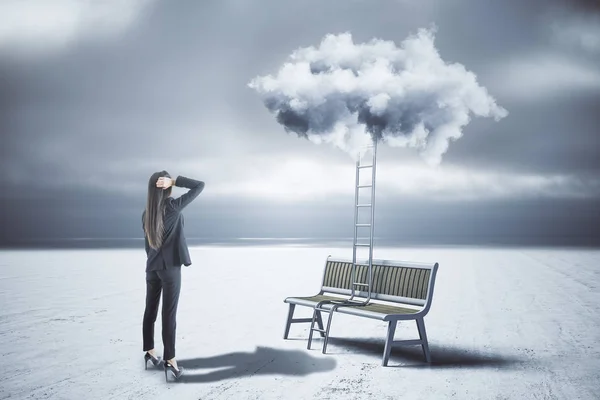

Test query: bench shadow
[176,346,336,383]
[325,337,524,369]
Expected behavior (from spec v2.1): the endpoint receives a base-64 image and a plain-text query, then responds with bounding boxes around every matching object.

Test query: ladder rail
[367,139,378,301]
[349,138,378,303]
[350,154,360,299]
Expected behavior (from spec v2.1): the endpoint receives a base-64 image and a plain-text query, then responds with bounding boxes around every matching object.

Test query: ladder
[350,139,377,302]
[307,139,378,353]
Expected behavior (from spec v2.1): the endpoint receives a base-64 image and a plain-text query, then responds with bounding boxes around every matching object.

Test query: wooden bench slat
[321,260,432,302]
[285,294,347,308]
[285,294,421,319]
[335,302,420,319]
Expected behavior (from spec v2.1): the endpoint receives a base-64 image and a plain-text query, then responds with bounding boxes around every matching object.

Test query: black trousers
[142,266,181,360]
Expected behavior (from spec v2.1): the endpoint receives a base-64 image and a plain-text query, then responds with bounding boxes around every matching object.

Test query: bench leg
[283,304,296,339]
[322,311,335,354]
[315,310,325,337]
[284,304,324,340]
[416,318,431,363]
[382,320,397,366]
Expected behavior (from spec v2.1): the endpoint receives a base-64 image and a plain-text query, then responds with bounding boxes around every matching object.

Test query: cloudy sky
[1,0,599,246]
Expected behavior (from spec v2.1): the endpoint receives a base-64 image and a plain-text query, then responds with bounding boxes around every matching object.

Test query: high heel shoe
[164,360,184,382]
[144,352,162,370]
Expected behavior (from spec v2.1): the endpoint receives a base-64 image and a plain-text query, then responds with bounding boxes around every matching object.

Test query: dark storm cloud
[0,0,599,245]
[2,0,599,181]
[443,92,600,175]
[560,0,600,12]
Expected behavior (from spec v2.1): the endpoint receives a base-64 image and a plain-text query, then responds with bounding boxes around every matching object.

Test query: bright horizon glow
[159,156,599,202]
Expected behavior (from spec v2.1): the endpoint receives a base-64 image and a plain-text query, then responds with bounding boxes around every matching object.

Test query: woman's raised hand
[156,177,173,189]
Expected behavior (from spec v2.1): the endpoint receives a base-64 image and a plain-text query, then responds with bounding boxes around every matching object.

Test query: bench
[283,256,439,366]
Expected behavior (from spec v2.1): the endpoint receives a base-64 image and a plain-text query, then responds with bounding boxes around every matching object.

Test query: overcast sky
[1,0,599,246]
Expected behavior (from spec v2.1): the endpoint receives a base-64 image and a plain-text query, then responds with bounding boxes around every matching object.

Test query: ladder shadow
[175,346,336,383]
[325,337,525,369]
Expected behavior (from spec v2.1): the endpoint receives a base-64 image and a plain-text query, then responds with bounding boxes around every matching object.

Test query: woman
[141,171,205,382]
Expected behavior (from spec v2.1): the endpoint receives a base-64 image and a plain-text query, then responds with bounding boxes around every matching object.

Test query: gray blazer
[142,176,205,271]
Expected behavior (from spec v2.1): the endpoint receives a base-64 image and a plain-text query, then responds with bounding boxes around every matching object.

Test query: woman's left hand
[156,177,173,189]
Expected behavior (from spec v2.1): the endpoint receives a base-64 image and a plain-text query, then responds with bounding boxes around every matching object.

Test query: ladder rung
[355,224,371,227]
[358,165,373,169]
[356,204,372,207]
[353,283,369,287]
[357,185,372,188]
[355,243,371,247]
[355,263,370,267]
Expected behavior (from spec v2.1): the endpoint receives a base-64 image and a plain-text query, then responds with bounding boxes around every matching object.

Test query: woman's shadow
[176,346,336,383]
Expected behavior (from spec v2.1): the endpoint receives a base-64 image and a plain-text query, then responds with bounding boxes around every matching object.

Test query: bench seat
[285,294,421,321]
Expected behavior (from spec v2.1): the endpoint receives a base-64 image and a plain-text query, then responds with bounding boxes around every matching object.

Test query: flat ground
[0,246,598,400]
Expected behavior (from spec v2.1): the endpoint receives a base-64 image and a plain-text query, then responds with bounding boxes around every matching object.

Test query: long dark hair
[144,170,172,249]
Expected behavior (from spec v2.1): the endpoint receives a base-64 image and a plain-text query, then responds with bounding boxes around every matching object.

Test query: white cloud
[249,28,507,166]
[490,53,600,101]
[0,0,153,55]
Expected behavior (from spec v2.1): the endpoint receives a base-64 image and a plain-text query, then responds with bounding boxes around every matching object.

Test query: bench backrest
[320,257,439,309]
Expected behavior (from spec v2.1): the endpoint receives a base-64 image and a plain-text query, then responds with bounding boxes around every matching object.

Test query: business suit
[142,176,205,361]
